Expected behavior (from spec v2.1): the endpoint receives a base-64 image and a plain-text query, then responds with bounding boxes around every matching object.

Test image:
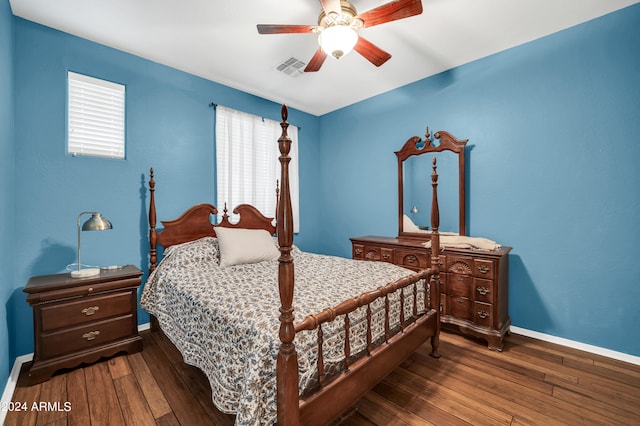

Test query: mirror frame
[396,128,468,239]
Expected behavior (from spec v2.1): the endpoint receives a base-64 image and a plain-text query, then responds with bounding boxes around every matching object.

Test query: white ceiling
[9,0,639,116]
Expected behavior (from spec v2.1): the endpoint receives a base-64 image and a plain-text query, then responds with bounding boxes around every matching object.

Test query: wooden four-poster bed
[142,105,442,425]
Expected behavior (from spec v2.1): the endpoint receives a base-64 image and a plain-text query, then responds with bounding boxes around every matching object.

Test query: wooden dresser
[351,236,511,351]
[23,265,143,384]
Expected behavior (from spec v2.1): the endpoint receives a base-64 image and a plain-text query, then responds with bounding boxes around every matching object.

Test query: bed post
[148,168,161,332]
[429,157,442,358]
[149,168,158,273]
[276,105,300,425]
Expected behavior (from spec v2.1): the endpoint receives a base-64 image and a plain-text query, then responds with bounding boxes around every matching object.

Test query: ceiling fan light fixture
[318,25,358,59]
[258,0,423,72]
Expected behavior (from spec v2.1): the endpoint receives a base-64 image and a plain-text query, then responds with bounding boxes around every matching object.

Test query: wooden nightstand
[23,265,143,384]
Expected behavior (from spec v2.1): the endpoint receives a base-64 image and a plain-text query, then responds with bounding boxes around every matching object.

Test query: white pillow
[214,227,280,267]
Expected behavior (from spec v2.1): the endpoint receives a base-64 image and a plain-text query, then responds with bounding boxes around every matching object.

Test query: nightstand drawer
[41,290,134,331]
[40,314,135,359]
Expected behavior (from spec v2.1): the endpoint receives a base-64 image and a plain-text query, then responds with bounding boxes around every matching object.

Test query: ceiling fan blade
[354,36,392,67]
[357,0,423,28]
[320,0,342,16]
[257,24,316,34]
[304,48,328,72]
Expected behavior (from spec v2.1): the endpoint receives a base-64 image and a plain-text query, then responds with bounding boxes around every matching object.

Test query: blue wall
[4,1,640,397]
[318,5,640,356]
[1,0,15,384]
[10,17,321,360]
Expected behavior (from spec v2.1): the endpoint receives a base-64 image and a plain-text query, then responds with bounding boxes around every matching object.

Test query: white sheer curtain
[216,106,299,232]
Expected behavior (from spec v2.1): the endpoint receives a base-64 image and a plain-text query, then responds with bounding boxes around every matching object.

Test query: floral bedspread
[140,237,426,425]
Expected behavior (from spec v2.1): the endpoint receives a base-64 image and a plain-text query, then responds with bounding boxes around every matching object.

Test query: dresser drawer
[447,274,473,298]
[40,314,136,359]
[352,244,365,260]
[474,302,493,327]
[364,246,394,263]
[474,259,495,279]
[473,278,494,303]
[40,290,134,332]
[446,255,474,275]
[447,296,472,320]
[394,249,428,270]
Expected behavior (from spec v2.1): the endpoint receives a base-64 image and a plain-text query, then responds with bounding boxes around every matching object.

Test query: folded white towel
[423,235,500,251]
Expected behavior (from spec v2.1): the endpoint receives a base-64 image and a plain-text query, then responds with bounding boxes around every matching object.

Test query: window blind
[216,106,300,232]
[68,71,125,159]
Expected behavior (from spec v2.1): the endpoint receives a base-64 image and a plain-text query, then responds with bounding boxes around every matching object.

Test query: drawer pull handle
[383,253,390,260]
[355,249,362,255]
[406,255,417,263]
[457,276,464,281]
[456,299,465,304]
[476,287,490,296]
[82,331,100,341]
[477,310,489,319]
[82,306,100,316]
[477,265,490,274]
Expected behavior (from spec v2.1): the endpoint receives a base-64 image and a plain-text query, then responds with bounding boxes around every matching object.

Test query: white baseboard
[0,353,33,425]
[2,324,637,424]
[510,326,640,366]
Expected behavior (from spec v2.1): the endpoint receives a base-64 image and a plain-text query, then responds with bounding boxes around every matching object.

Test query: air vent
[275,57,306,77]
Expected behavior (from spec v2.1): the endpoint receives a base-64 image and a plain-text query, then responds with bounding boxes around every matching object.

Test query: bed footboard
[295,268,440,423]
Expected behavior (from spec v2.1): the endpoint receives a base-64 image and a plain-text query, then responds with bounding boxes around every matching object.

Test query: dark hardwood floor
[5,329,640,425]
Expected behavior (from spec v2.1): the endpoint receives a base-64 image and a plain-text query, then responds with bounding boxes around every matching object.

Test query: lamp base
[70,268,100,278]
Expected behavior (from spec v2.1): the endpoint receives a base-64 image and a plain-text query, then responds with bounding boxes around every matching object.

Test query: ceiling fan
[257,0,423,72]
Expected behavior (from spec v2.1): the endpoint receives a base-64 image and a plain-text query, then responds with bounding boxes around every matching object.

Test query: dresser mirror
[396,128,468,239]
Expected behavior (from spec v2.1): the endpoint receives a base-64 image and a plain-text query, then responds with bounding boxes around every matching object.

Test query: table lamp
[71,211,112,278]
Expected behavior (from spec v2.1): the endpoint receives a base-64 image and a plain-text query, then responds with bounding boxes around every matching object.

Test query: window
[216,106,300,232]
[68,71,125,159]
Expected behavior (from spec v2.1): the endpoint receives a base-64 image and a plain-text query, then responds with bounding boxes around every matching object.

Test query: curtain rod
[209,101,301,131]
